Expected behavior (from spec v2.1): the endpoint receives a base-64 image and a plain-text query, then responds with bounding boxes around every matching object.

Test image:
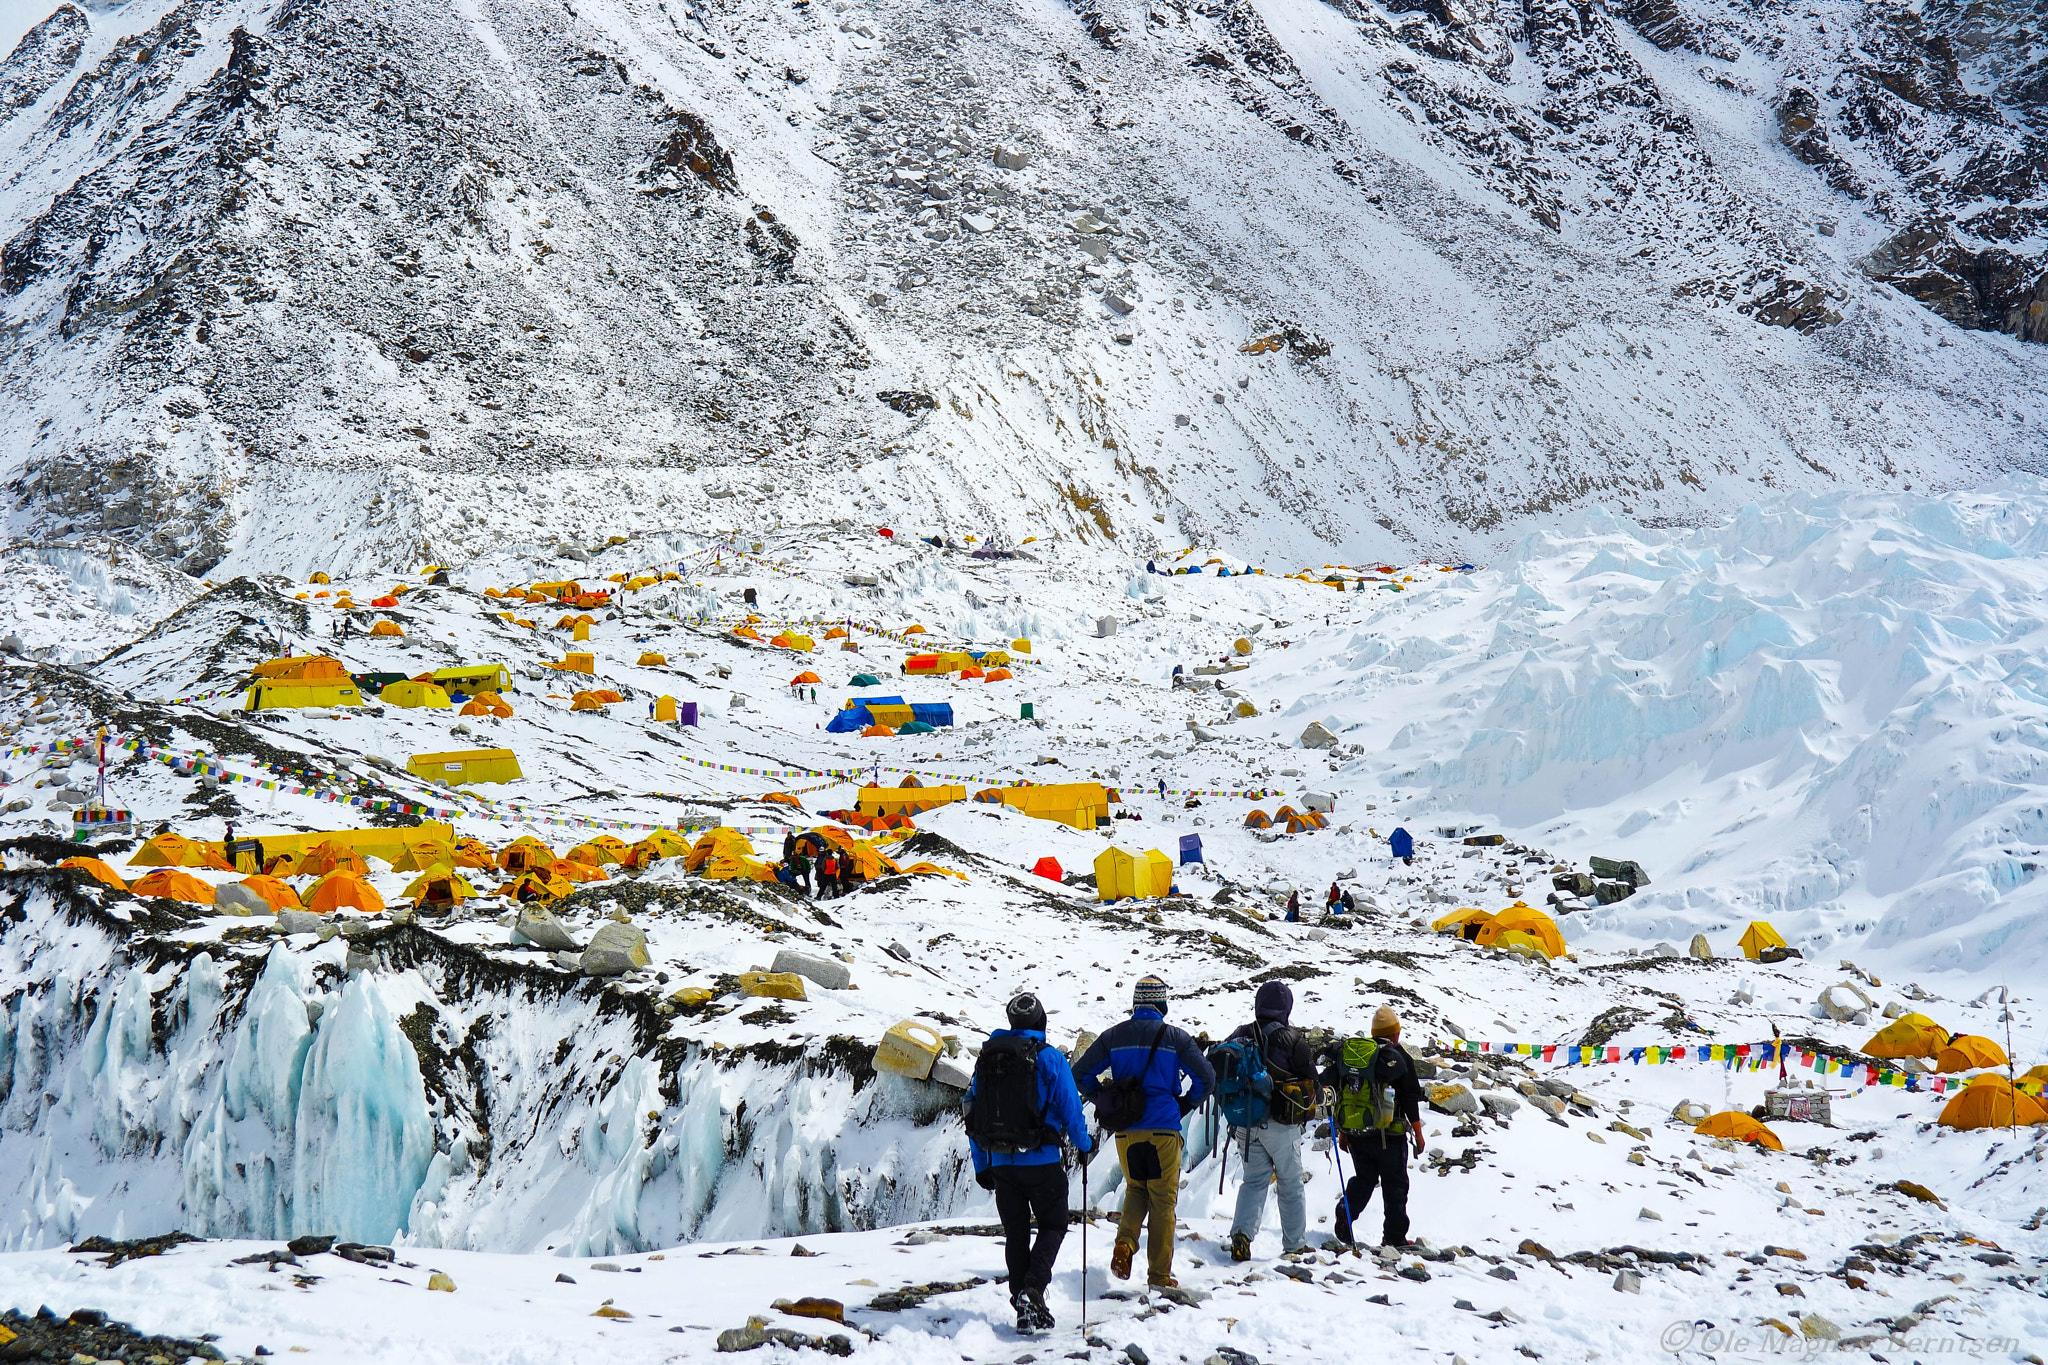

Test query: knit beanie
[1254,980,1293,1023]
[1006,992,1048,1033]
[1133,975,1170,1012]
[1371,1006,1400,1039]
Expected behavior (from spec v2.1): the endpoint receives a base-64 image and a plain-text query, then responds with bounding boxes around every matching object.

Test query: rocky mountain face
[0,0,2044,577]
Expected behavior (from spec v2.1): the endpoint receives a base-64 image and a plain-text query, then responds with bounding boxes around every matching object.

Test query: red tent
[1033,856,1063,882]
[878,527,894,537]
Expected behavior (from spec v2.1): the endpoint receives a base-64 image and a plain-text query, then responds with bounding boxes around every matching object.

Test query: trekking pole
[1079,1147,1090,1334]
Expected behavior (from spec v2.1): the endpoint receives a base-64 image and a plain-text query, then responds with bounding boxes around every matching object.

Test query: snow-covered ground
[3,488,2047,1362]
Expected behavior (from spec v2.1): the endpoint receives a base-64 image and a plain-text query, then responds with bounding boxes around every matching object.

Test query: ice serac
[0,881,979,1255]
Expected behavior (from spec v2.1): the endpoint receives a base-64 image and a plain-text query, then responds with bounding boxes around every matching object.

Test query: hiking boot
[1109,1239,1136,1281]
[1148,1274,1179,1290]
[1282,1245,1314,1258]
[1011,1293,1038,1333]
[1025,1289,1055,1331]
[1229,1232,1252,1263]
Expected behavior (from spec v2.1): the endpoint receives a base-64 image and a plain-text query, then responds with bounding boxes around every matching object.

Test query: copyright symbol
[1660,1321,1696,1352]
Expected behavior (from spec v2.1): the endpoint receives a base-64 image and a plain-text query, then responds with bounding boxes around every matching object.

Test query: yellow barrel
[873,1021,944,1080]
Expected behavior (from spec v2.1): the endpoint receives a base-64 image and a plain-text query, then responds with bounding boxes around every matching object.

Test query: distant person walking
[1073,976,1215,1289]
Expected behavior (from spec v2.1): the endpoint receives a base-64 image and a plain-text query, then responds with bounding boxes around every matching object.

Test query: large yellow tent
[857,784,966,818]
[60,857,127,890]
[381,680,452,709]
[1693,1111,1784,1151]
[305,870,385,915]
[1737,921,1788,960]
[1938,1074,2048,1130]
[408,749,522,784]
[1094,847,1172,901]
[131,832,234,871]
[129,868,217,904]
[1475,904,1566,959]
[992,782,1112,830]
[245,655,363,710]
[1863,1013,1949,1059]
[1936,1034,2009,1073]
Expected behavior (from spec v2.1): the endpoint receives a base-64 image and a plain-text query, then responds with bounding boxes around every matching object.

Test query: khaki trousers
[1114,1129,1183,1284]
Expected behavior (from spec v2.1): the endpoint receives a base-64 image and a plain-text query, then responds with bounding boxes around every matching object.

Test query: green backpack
[1333,1037,1406,1134]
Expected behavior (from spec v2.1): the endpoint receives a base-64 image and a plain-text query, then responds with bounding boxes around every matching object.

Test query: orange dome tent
[551,858,608,884]
[237,875,303,912]
[1692,1111,1784,1151]
[1936,1034,2009,1073]
[298,841,370,878]
[129,869,216,903]
[390,840,459,872]
[985,668,1013,681]
[790,671,822,686]
[862,724,895,737]
[1032,856,1064,881]
[760,792,804,809]
[305,870,384,915]
[60,857,127,890]
[1243,810,1271,829]
[1938,1074,2048,1130]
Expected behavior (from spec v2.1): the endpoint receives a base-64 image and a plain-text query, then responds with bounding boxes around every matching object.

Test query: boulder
[512,906,580,952]
[581,922,651,976]
[277,910,338,940]
[427,1272,456,1292]
[1688,934,1712,961]
[1479,1092,1520,1119]
[1588,856,1650,886]
[741,971,808,1000]
[1613,1268,1641,1293]
[1528,1092,1567,1118]
[771,949,852,991]
[929,1057,972,1089]
[215,883,272,916]
[1670,1099,1712,1123]
[1426,1083,1478,1115]
[1816,982,1872,1021]
[1299,722,1338,750]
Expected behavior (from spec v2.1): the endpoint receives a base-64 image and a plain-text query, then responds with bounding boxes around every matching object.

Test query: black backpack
[966,1036,1059,1154]
[1091,1024,1168,1133]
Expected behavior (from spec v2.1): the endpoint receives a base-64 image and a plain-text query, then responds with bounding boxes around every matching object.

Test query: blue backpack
[1207,1037,1273,1128]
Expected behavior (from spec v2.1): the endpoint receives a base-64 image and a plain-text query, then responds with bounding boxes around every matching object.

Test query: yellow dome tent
[1936,1034,2009,1073]
[370,621,404,637]
[453,838,496,869]
[390,840,459,871]
[497,836,555,872]
[1432,906,1493,939]
[1692,1111,1784,1151]
[1863,1013,1949,1059]
[685,828,754,871]
[638,652,668,666]
[1475,904,1566,959]
[568,835,630,866]
[132,832,234,871]
[502,868,573,902]
[654,695,679,722]
[628,829,691,865]
[298,840,371,878]
[1737,921,1788,960]
[403,868,478,906]
[1938,1074,2048,1130]
[551,858,608,884]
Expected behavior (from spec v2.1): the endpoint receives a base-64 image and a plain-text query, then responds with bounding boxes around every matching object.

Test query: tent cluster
[827,696,955,736]
[856,783,966,817]
[244,655,364,711]
[1430,902,1568,960]
[678,825,936,887]
[903,649,1012,676]
[571,689,627,711]
[1243,804,1328,834]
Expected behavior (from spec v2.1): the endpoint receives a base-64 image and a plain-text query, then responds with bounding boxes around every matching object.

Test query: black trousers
[1339,1133,1411,1247]
[992,1162,1069,1293]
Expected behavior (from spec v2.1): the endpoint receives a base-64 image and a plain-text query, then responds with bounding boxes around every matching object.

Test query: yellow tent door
[1140,850,1173,897]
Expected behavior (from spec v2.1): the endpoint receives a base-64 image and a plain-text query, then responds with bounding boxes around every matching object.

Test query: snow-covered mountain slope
[2,0,2047,578]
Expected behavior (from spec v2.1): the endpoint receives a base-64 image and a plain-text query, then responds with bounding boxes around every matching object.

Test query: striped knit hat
[1133,975,1170,1011]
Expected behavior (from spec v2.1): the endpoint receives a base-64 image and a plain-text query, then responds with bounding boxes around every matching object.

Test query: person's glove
[976,1170,996,1191]
[1177,1095,1201,1117]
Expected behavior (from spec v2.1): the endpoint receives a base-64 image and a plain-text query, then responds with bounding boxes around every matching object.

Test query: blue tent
[1179,834,1204,865]
[909,702,954,727]
[826,707,873,734]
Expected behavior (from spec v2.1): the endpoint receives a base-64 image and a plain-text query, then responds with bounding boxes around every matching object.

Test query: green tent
[899,720,935,734]
[849,673,882,687]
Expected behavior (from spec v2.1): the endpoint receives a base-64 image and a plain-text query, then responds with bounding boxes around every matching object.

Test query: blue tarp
[910,702,954,727]
[827,707,872,733]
